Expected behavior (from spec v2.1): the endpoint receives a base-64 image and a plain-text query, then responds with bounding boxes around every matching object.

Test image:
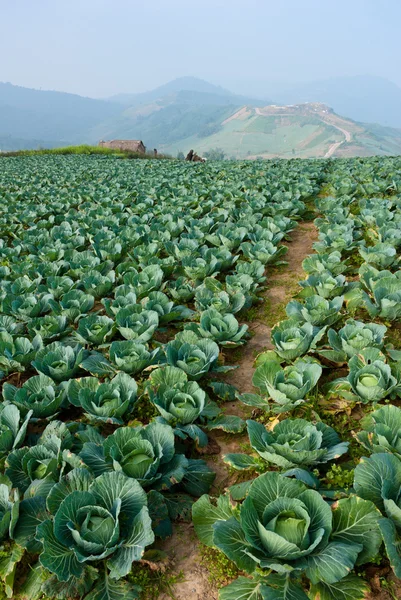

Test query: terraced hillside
[163,103,401,159]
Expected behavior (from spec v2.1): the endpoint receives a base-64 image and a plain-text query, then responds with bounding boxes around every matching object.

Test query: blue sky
[1,0,400,97]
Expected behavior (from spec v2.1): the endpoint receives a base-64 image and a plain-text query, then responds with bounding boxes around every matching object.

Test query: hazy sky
[1,0,400,97]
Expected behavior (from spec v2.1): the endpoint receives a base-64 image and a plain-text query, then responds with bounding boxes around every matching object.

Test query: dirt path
[224,222,317,393]
[324,140,343,158]
[324,122,352,158]
[222,106,251,125]
[158,222,317,600]
[158,523,218,600]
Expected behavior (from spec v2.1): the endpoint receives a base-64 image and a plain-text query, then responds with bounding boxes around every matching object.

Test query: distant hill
[0,77,400,157]
[159,103,401,159]
[0,82,121,147]
[270,76,401,129]
[108,76,236,105]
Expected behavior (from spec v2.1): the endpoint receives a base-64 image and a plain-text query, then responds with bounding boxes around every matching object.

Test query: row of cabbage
[193,155,401,600]
[0,156,323,599]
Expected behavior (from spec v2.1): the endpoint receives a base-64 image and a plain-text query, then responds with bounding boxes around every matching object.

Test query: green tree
[203,147,226,161]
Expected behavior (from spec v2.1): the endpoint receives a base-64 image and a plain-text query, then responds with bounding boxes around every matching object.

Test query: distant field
[165,115,341,158]
[163,105,401,159]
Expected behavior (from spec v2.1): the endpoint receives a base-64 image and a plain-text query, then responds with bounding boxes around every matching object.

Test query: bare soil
[158,523,218,600]
[225,222,317,393]
[222,106,252,125]
[366,571,401,600]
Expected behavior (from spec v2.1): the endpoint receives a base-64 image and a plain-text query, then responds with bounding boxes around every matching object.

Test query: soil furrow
[158,221,318,600]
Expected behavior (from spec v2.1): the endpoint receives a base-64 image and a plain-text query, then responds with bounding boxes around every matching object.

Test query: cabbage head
[166,330,221,380]
[363,280,401,321]
[166,277,196,302]
[2,293,53,319]
[38,275,75,300]
[299,272,350,299]
[148,366,206,425]
[286,295,343,327]
[193,472,381,598]
[123,265,164,298]
[327,348,401,404]
[5,420,82,494]
[188,308,248,347]
[271,318,325,361]
[115,305,159,342]
[318,319,387,363]
[234,259,266,284]
[80,422,214,496]
[50,289,94,322]
[109,340,162,375]
[27,315,70,342]
[67,372,137,424]
[101,290,137,317]
[359,265,401,320]
[195,280,246,314]
[302,251,347,276]
[240,241,287,265]
[0,332,43,377]
[32,342,87,382]
[77,269,115,299]
[356,405,401,458]
[182,256,219,282]
[225,418,348,470]
[147,367,210,447]
[76,314,116,346]
[350,349,398,403]
[2,374,65,419]
[141,291,194,323]
[37,471,154,584]
[359,242,399,269]
[252,357,322,412]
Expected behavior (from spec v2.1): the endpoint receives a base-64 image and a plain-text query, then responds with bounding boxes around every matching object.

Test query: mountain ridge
[107,76,237,105]
[0,81,122,145]
[0,77,400,157]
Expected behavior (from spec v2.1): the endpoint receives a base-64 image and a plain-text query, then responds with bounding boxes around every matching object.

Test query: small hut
[185,149,205,162]
[98,140,146,153]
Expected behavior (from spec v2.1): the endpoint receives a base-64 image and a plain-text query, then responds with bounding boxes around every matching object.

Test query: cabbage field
[0,154,401,600]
